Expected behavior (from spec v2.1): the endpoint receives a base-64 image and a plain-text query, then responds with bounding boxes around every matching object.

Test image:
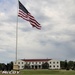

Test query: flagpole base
[13,65,19,71]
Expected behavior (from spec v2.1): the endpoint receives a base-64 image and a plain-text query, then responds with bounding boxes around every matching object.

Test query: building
[13,59,60,70]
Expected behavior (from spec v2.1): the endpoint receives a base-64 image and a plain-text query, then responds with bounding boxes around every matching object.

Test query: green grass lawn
[0,70,75,75]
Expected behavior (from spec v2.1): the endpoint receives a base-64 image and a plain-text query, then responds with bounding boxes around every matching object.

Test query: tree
[60,60,69,70]
[1,63,7,71]
[0,63,2,70]
[72,62,75,70]
[60,61,65,69]
[68,61,74,69]
[24,64,30,69]
[6,62,13,71]
[64,60,68,70]
[42,62,49,69]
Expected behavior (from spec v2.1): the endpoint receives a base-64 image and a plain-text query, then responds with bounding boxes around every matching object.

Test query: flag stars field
[0,0,75,63]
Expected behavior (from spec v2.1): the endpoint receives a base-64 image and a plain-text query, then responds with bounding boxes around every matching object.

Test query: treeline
[60,60,75,70]
[0,62,13,71]
[0,60,75,70]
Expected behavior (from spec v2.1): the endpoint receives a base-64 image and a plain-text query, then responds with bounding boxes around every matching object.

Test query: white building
[13,59,60,70]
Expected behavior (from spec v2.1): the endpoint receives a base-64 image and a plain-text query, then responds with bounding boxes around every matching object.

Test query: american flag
[18,1,41,29]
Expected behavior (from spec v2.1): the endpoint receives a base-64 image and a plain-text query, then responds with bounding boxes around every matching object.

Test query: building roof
[21,59,52,62]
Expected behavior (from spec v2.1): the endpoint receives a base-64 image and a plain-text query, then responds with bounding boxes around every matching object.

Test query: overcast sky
[0,0,75,63]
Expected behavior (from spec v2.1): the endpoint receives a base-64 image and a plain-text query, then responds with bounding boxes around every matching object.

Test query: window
[22,66,24,68]
[18,62,20,64]
[57,62,59,64]
[50,62,51,64]
[29,62,31,64]
[36,62,37,64]
[53,65,55,67]
[57,65,59,67]
[53,62,55,64]
[22,62,23,64]
[50,65,51,67]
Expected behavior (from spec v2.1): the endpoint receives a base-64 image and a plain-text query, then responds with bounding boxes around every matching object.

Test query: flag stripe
[29,19,41,28]
[28,13,41,27]
[18,10,29,21]
[28,14,40,25]
[30,20,41,28]
[30,22,41,29]
[18,1,41,29]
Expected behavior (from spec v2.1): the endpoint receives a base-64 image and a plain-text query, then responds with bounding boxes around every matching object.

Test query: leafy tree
[60,60,69,70]
[72,62,75,70]
[6,62,13,71]
[64,60,68,70]
[60,61,65,69]
[68,61,74,69]
[0,63,2,70]
[1,63,6,71]
[42,62,49,69]
[24,64,30,69]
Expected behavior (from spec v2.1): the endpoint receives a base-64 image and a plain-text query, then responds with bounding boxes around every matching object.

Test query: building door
[35,65,37,69]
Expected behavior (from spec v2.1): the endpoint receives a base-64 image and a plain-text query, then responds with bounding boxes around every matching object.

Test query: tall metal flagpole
[13,0,19,71]
[16,0,19,62]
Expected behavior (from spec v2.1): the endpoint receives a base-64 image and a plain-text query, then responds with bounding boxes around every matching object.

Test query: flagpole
[13,0,19,71]
[16,0,19,62]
